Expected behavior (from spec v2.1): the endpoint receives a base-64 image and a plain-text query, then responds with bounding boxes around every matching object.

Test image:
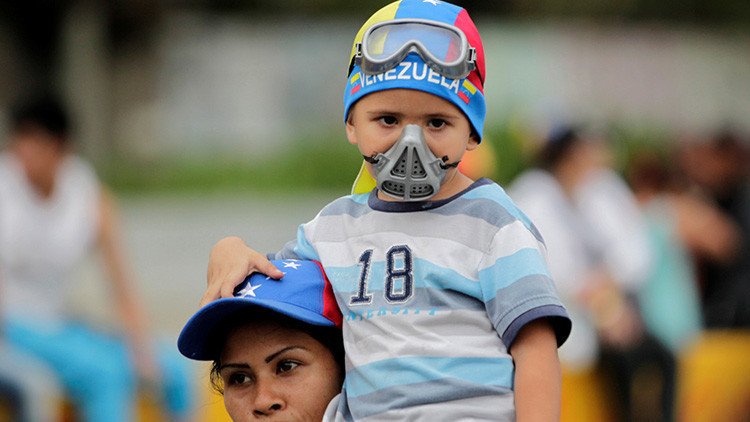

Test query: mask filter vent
[390,149,427,178]
[368,124,449,201]
[381,181,434,199]
[382,148,434,199]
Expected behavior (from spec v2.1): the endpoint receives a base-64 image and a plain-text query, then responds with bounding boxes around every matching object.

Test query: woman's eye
[427,119,446,129]
[379,116,397,126]
[226,372,253,386]
[277,360,300,374]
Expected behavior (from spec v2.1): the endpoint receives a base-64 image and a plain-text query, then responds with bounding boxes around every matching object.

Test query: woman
[178,259,344,421]
[510,125,676,421]
[0,95,193,421]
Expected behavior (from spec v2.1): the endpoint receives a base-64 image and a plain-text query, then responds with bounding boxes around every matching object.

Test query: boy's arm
[510,318,562,422]
[202,236,284,306]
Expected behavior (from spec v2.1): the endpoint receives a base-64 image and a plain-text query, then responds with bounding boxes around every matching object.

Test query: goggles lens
[355,19,475,80]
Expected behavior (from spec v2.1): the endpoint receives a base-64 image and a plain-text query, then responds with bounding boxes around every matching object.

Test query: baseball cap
[178,259,342,361]
[343,0,486,141]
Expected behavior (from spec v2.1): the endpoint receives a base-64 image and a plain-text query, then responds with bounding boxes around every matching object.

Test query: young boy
[204,1,571,420]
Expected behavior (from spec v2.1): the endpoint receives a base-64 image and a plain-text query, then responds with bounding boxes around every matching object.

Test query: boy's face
[346,89,478,198]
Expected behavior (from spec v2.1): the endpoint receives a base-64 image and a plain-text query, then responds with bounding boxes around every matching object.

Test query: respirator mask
[364,124,459,201]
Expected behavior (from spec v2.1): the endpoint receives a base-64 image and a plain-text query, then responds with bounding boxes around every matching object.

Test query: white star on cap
[423,0,440,5]
[238,282,262,297]
[283,261,301,270]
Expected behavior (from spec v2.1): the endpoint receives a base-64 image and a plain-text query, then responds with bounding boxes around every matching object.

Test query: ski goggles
[353,18,477,81]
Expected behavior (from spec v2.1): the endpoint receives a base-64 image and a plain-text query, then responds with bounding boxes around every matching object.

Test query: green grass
[100,138,362,195]
[99,122,673,195]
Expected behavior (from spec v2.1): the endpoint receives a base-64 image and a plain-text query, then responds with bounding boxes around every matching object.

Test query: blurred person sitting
[627,148,740,354]
[0,376,22,420]
[178,259,344,421]
[678,130,750,329]
[509,125,676,422]
[0,340,63,421]
[0,95,193,422]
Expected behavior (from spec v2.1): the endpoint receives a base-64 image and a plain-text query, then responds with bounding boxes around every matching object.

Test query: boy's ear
[466,133,480,151]
[345,115,358,145]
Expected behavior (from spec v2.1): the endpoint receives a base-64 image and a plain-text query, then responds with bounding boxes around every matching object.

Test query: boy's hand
[202,236,284,306]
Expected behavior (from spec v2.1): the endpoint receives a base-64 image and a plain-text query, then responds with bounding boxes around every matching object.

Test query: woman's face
[10,126,66,195]
[219,321,342,421]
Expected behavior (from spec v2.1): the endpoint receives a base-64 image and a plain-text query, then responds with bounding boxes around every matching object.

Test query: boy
[204,1,571,420]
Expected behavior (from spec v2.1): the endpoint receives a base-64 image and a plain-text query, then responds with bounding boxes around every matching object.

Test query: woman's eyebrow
[218,363,251,372]
[264,345,309,363]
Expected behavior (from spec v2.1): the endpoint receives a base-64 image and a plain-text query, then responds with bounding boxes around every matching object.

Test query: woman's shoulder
[58,155,101,199]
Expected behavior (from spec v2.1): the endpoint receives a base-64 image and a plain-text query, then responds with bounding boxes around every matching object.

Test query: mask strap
[363,155,379,164]
[440,156,460,169]
[368,153,458,169]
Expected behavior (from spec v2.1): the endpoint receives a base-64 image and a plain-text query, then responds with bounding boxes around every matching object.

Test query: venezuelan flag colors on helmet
[343,0,486,141]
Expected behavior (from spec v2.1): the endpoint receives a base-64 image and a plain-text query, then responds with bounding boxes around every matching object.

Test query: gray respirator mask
[364,124,459,201]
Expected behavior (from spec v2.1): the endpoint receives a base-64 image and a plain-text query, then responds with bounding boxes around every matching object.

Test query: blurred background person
[627,147,740,354]
[677,130,750,329]
[0,96,193,422]
[509,125,676,421]
[0,378,22,419]
[0,340,62,421]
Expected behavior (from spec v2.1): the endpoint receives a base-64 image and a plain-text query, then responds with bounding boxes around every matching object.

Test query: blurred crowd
[502,124,750,421]
[0,95,747,421]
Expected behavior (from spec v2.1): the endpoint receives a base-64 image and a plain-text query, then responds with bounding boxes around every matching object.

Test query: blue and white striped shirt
[275,178,571,421]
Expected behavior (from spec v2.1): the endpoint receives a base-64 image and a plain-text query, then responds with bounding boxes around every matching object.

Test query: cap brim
[178,296,335,361]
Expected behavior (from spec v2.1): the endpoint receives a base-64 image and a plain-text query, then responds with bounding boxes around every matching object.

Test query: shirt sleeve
[478,218,572,349]
[270,221,320,261]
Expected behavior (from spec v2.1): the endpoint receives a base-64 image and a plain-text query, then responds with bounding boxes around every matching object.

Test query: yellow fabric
[348,1,401,63]
[351,162,378,195]
[560,367,614,422]
[677,330,750,422]
[346,2,400,198]
[195,386,232,422]
[560,331,750,422]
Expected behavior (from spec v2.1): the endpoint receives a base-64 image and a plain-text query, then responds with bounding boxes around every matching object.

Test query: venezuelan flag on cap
[345,0,487,195]
[178,259,342,360]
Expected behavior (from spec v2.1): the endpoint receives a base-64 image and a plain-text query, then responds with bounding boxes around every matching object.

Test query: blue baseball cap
[178,259,342,361]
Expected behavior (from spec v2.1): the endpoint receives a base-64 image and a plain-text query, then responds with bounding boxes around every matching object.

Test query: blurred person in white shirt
[510,125,676,422]
[0,95,194,422]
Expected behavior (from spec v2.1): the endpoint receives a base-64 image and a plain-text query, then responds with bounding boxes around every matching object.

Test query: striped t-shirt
[274,178,571,421]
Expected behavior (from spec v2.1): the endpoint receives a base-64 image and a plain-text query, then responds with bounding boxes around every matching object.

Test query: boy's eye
[226,372,253,386]
[427,119,446,129]
[379,116,397,126]
[277,360,300,374]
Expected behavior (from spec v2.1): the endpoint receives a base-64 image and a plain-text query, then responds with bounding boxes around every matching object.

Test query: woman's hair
[536,126,581,171]
[11,96,71,143]
[209,308,345,394]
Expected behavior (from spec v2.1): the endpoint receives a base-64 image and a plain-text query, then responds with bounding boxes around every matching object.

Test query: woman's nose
[252,380,285,416]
